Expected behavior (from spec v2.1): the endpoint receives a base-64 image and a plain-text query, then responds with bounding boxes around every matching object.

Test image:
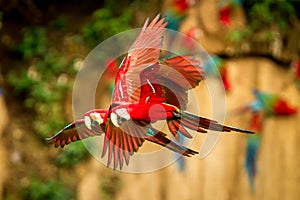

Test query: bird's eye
[91,120,99,126]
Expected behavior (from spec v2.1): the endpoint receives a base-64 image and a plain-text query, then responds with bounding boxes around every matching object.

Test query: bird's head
[84,109,108,130]
[110,107,131,127]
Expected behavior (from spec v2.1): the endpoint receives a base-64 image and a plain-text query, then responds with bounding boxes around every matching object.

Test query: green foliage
[7,70,37,95]
[248,0,296,31]
[56,141,89,167]
[227,29,251,43]
[82,8,133,48]
[6,4,133,170]
[22,178,73,200]
[7,26,77,138]
[49,15,69,31]
[12,27,48,59]
[226,0,298,55]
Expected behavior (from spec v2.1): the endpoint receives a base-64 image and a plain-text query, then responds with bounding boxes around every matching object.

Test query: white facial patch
[111,108,130,127]
[111,112,119,127]
[84,116,92,130]
[90,112,104,124]
[115,108,130,120]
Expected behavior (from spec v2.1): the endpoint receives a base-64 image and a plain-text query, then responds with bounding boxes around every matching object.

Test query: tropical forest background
[0,0,299,199]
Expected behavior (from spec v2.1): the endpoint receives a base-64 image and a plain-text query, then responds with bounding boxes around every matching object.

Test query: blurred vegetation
[245,0,297,31]
[7,26,77,138]
[5,5,133,138]
[21,178,73,200]
[1,1,134,199]
[227,0,300,61]
[56,141,89,167]
[100,173,122,200]
[82,8,133,48]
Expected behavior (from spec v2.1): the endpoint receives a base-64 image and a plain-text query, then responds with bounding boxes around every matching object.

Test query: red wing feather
[159,56,204,89]
[113,14,168,104]
[162,84,187,109]
[128,14,167,68]
[102,120,147,169]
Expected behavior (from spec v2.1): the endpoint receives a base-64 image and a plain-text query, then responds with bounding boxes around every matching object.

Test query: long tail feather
[182,111,254,134]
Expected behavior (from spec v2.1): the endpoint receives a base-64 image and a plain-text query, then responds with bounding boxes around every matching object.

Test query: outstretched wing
[159,56,204,89]
[46,119,105,148]
[112,14,168,104]
[136,56,205,140]
[137,56,204,109]
[101,119,148,170]
[157,56,204,109]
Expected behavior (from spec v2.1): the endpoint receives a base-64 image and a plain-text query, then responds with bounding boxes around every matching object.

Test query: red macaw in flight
[203,54,231,91]
[47,14,253,170]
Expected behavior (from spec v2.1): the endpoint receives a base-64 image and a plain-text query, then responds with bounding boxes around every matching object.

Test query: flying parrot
[103,58,120,93]
[219,3,231,26]
[47,109,199,162]
[233,88,297,189]
[251,89,297,116]
[218,0,243,26]
[179,27,202,51]
[163,0,193,51]
[164,0,190,31]
[203,54,231,91]
[48,14,253,170]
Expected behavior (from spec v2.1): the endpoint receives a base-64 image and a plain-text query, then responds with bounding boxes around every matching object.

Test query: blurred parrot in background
[218,0,243,26]
[103,58,119,93]
[180,27,202,51]
[218,0,244,26]
[250,89,297,116]
[219,3,231,26]
[164,0,191,31]
[48,14,253,170]
[164,0,193,52]
[233,88,297,189]
[203,54,231,91]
